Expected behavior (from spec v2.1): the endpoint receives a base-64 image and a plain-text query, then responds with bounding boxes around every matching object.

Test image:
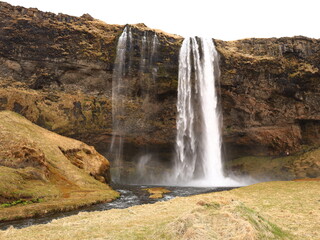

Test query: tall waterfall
[173,37,236,187]
[110,27,131,182]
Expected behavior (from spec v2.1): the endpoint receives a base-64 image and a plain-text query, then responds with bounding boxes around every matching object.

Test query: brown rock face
[59,145,110,183]
[223,125,302,158]
[216,37,320,158]
[0,87,113,139]
[0,2,181,149]
[0,1,121,141]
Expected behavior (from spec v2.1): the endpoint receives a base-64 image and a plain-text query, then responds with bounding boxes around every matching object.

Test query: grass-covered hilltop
[0,1,319,239]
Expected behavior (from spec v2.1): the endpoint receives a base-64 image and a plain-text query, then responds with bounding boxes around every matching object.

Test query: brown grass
[0,180,318,239]
[0,111,118,221]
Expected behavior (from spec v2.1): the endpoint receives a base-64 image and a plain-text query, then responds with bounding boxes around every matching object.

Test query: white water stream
[110,29,242,186]
[173,37,239,187]
[110,27,160,183]
[110,27,130,182]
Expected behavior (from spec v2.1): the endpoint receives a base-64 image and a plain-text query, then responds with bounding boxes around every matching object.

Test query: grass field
[1,180,319,240]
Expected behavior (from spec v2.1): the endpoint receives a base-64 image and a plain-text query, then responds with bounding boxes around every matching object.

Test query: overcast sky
[3,0,320,40]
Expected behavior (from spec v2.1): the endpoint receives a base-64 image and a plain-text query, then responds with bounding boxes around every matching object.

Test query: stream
[0,184,237,230]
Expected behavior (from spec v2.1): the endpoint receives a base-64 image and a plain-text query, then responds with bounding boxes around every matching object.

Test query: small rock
[142,187,171,199]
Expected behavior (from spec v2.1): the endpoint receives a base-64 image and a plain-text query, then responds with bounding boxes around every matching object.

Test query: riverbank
[0,185,238,229]
[1,180,319,239]
[0,111,119,222]
[0,189,117,223]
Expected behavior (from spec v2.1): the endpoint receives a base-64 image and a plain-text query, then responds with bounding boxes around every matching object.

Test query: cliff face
[0,1,181,147]
[216,37,320,158]
[1,1,320,164]
[0,1,120,139]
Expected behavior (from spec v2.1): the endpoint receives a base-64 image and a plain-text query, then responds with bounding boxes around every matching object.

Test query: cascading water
[150,33,159,83]
[110,27,131,182]
[173,37,238,187]
[134,32,161,183]
[110,26,160,183]
[110,28,238,186]
[140,32,147,73]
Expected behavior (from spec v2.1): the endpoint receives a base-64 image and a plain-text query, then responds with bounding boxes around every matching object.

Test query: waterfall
[110,28,238,186]
[140,32,159,86]
[110,27,131,182]
[150,33,159,83]
[173,37,238,187]
[134,32,160,183]
[140,32,147,73]
[110,26,160,183]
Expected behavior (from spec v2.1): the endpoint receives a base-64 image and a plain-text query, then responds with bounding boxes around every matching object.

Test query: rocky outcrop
[59,145,111,183]
[0,1,181,148]
[0,110,118,221]
[216,37,320,158]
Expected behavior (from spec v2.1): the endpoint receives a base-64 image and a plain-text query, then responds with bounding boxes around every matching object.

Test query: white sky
[3,0,320,40]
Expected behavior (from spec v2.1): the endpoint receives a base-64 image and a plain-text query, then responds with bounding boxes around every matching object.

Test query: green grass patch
[237,203,294,239]
[204,201,221,210]
[1,198,43,208]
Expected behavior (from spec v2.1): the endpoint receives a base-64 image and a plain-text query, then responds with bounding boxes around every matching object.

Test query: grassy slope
[1,181,319,240]
[0,111,118,221]
[227,146,320,180]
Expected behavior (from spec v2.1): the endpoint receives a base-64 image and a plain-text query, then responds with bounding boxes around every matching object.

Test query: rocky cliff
[216,37,320,159]
[0,1,181,148]
[0,1,320,177]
